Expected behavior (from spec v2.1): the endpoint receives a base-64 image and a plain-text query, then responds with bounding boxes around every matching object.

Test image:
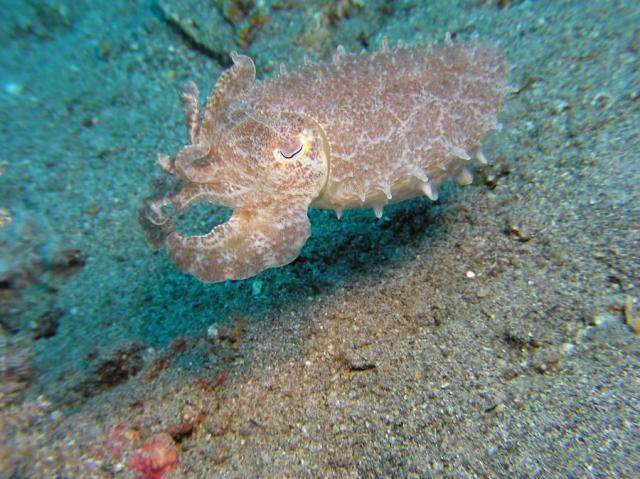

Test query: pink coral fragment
[130,433,178,479]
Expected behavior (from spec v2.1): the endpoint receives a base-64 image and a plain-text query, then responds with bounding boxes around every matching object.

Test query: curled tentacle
[166,202,310,282]
[138,197,174,251]
[174,143,213,183]
[137,180,246,252]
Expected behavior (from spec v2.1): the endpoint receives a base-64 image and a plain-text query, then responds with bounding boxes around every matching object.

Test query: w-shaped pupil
[279,144,303,159]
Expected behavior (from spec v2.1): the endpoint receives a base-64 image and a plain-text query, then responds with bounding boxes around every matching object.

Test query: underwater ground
[0,0,638,477]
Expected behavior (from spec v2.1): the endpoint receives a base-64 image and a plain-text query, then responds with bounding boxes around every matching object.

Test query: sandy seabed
[0,0,638,477]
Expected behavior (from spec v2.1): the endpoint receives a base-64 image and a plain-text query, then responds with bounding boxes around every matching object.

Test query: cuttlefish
[139,41,507,282]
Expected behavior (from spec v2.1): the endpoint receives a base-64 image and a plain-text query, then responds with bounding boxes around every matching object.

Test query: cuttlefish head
[191,108,330,210]
[139,53,330,283]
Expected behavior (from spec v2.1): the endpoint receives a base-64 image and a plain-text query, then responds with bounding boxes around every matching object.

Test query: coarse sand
[0,0,638,477]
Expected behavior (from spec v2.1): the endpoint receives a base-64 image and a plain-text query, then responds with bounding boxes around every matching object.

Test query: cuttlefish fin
[166,201,310,283]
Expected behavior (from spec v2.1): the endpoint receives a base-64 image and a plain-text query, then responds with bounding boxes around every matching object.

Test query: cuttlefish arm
[166,202,311,282]
[138,182,225,251]
[174,52,256,184]
[140,52,328,283]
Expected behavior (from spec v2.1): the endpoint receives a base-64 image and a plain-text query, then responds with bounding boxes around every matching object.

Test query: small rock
[50,248,88,278]
[31,308,63,340]
[476,286,490,298]
[505,219,533,242]
[4,81,23,96]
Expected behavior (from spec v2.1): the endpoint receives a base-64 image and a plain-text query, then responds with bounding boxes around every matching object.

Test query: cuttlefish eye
[279,143,303,160]
[274,140,304,163]
[273,128,317,164]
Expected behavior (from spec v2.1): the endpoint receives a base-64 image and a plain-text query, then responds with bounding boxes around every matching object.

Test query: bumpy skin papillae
[140,44,507,283]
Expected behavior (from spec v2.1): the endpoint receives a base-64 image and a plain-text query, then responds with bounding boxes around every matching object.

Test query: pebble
[4,81,23,96]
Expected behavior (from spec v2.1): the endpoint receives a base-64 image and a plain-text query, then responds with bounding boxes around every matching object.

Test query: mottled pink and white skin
[140,41,508,283]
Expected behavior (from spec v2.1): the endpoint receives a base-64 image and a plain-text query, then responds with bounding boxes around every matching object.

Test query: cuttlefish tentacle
[155,183,228,219]
[202,51,256,135]
[173,53,256,184]
[142,176,247,255]
[169,183,227,211]
[174,143,214,183]
[166,201,311,282]
[173,80,210,182]
[180,81,201,145]
[139,182,226,250]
